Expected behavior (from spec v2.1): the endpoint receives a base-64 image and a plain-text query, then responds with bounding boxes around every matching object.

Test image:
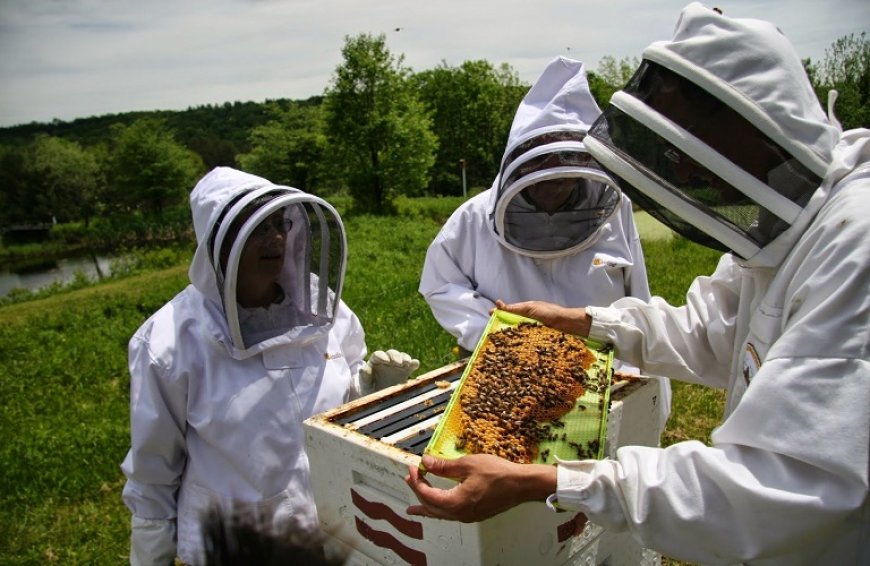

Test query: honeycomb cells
[456,322,598,463]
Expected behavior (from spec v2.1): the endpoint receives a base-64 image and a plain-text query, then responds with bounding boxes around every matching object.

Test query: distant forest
[0,31,866,245]
[0,96,320,170]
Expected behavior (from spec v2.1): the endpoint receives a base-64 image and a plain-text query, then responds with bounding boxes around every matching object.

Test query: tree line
[0,32,866,236]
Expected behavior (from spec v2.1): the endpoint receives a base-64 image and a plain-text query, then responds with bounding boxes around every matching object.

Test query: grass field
[634,210,675,241]
[0,208,723,564]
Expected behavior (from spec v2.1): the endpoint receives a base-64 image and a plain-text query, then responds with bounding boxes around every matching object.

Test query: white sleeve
[419,227,494,352]
[587,253,740,389]
[121,332,187,527]
[554,429,865,564]
[130,516,176,566]
[556,178,870,563]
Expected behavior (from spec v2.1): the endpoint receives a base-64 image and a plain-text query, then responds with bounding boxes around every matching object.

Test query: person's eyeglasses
[663,147,682,164]
[251,215,293,239]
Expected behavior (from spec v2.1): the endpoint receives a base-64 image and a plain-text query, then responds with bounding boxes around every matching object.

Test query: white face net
[494,131,622,257]
[586,61,821,259]
[209,189,346,351]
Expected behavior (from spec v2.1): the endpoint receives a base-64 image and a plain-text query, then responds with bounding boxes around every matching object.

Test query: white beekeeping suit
[551,4,870,564]
[419,56,670,425]
[121,167,373,565]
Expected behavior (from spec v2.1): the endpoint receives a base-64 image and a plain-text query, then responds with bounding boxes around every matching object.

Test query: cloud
[0,0,867,126]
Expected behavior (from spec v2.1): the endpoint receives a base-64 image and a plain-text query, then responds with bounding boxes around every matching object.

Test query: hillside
[0,95,323,168]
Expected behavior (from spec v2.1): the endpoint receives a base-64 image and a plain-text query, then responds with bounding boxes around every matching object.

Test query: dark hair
[201,509,346,566]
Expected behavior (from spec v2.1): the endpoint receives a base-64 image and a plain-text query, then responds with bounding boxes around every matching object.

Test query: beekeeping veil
[584,2,840,264]
[188,167,347,357]
[490,57,622,259]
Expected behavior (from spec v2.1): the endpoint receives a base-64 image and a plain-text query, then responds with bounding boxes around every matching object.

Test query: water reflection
[0,255,113,298]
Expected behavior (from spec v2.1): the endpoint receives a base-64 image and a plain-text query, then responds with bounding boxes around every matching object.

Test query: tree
[413,61,527,195]
[104,118,203,215]
[814,32,870,129]
[323,33,437,212]
[237,103,329,193]
[587,56,640,108]
[24,135,103,226]
[0,145,35,228]
[188,136,239,170]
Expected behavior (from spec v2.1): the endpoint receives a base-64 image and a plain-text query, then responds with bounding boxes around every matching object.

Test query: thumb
[358,362,374,385]
[496,299,534,315]
[420,454,466,480]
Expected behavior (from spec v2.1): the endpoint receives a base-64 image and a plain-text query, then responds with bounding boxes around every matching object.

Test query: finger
[406,503,453,519]
[420,454,469,480]
[419,454,447,476]
[405,465,450,509]
[406,503,432,517]
[406,460,462,507]
[406,476,457,512]
[371,350,390,364]
[496,300,529,315]
[386,349,403,364]
[405,465,429,489]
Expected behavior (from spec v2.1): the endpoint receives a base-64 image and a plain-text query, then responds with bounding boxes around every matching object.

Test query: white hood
[501,56,601,148]
[189,167,274,304]
[645,3,838,176]
[187,167,347,358]
[585,2,843,267]
[488,56,623,259]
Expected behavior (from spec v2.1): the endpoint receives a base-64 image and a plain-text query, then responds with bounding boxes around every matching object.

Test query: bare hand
[494,299,591,337]
[405,454,557,522]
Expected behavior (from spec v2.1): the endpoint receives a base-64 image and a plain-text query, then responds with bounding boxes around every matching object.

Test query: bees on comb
[454,322,599,463]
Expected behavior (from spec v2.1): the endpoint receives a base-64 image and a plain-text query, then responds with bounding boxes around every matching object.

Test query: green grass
[0,210,723,564]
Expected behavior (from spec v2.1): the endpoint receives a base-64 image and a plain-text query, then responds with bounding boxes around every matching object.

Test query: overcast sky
[0,0,867,128]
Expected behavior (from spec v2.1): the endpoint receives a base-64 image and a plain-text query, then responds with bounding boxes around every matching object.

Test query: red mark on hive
[351,488,423,539]
[557,512,588,542]
[355,517,428,566]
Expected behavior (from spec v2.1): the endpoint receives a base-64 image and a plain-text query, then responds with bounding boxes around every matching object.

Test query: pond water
[0,254,114,298]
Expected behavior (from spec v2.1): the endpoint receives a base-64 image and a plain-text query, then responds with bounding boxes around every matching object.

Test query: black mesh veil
[209,188,346,352]
[585,61,821,259]
[493,132,621,257]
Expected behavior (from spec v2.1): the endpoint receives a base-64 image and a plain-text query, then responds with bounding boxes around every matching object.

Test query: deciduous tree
[104,118,203,215]
[0,145,35,228]
[323,33,436,212]
[413,61,527,195]
[587,56,640,108]
[238,103,329,193]
[815,32,869,129]
[26,135,103,225]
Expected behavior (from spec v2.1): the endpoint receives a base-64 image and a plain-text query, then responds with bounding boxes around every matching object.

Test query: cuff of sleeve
[545,493,566,512]
[585,306,621,343]
[546,458,597,512]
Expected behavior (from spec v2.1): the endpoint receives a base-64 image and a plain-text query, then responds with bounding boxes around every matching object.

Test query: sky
[0,0,867,128]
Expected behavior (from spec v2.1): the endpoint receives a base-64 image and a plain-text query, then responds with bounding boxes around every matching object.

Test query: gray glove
[359,349,420,394]
[130,515,176,566]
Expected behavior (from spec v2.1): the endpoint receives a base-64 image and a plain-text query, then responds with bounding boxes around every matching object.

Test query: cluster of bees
[454,322,603,463]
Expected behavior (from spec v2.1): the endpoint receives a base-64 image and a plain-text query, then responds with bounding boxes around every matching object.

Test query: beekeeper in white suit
[406,4,869,565]
[120,167,418,565]
[419,56,671,430]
